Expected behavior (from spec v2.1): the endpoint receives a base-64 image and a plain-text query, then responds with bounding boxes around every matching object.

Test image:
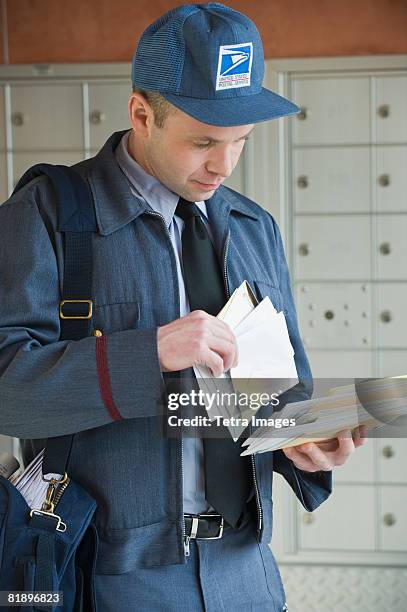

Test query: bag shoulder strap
[13,163,98,476]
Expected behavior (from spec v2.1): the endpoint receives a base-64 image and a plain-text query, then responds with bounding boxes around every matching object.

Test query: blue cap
[131,3,299,127]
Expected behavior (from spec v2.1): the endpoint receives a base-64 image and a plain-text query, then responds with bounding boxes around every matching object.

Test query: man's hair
[132,87,176,128]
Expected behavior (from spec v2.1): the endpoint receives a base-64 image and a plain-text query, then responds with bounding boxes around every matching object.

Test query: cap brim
[161,87,300,127]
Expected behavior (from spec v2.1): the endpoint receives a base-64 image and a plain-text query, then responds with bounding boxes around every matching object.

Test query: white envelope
[193,283,298,440]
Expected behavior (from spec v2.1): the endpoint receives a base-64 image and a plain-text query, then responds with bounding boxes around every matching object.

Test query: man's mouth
[195,180,222,190]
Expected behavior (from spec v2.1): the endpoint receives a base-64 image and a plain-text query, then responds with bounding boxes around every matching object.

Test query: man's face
[141,107,254,201]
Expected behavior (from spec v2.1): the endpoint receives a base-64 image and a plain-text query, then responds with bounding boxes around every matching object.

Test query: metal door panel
[292,77,370,145]
[296,283,371,348]
[376,76,407,144]
[88,82,131,149]
[295,217,371,280]
[294,147,370,214]
[10,84,83,149]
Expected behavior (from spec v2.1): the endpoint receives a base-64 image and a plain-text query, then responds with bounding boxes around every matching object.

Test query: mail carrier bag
[0,473,97,611]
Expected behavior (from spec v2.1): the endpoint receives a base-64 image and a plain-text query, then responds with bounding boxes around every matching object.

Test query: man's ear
[128,92,154,136]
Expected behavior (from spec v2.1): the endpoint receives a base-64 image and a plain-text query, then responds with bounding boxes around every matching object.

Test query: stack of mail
[241,375,407,455]
[193,280,298,440]
[10,448,62,510]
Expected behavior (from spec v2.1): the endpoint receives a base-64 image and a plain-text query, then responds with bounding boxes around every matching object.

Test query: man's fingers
[189,310,238,368]
[284,427,369,473]
[199,346,225,378]
[352,425,368,448]
[283,446,324,472]
[296,442,334,471]
[207,334,237,372]
[189,310,234,339]
[336,429,356,459]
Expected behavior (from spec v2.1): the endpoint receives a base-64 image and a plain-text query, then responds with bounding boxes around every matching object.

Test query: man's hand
[282,425,368,472]
[157,310,238,377]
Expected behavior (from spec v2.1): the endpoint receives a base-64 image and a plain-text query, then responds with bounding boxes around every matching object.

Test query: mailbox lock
[382,445,394,459]
[11,112,26,127]
[378,174,390,187]
[297,175,309,189]
[378,104,390,118]
[379,242,391,255]
[324,310,334,320]
[380,310,392,323]
[90,110,106,125]
[298,243,310,256]
[383,513,396,527]
[297,107,308,121]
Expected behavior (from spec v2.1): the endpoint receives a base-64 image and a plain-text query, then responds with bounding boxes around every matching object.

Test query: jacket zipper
[251,456,263,533]
[221,230,263,535]
[53,476,70,508]
[143,210,189,557]
[181,437,189,556]
[144,212,262,553]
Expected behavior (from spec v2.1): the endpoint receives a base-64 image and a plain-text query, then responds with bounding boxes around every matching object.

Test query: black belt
[184,513,225,541]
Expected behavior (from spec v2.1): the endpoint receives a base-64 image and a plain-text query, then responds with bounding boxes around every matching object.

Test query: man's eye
[194,142,211,148]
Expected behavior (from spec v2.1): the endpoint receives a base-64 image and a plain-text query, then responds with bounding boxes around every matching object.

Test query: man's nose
[206,147,234,178]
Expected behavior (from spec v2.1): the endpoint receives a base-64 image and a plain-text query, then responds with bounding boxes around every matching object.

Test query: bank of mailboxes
[291,73,406,383]
[298,439,407,553]
[0,81,133,195]
[290,72,407,558]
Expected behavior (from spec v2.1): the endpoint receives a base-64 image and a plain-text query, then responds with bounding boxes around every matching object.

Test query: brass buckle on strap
[59,299,93,320]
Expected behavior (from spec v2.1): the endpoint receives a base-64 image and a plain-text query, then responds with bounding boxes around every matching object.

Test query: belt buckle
[196,513,224,540]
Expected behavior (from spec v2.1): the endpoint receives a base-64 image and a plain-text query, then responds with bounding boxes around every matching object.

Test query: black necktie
[175,197,251,528]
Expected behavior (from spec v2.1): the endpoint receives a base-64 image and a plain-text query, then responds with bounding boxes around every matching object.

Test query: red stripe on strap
[95,335,122,421]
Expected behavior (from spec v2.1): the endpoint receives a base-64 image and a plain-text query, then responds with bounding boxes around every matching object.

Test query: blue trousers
[94,514,287,611]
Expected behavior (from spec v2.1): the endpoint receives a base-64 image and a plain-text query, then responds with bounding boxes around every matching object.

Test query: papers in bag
[9,448,63,510]
[241,376,407,455]
[193,281,298,440]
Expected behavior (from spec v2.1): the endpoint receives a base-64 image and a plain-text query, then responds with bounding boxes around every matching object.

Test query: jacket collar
[83,130,258,236]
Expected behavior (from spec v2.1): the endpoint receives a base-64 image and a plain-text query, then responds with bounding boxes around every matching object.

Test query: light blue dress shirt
[115,130,211,514]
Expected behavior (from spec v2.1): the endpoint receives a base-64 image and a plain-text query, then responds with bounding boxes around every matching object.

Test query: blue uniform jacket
[0,131,332,572]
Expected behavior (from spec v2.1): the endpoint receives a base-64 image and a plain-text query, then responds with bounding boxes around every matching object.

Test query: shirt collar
[115,130,208,228]
[80,131,259,237]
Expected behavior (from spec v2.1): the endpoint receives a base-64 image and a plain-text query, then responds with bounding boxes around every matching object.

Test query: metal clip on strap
[59,299,93,320]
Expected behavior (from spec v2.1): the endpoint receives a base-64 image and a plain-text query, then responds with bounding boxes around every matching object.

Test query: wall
[1,0,407,66]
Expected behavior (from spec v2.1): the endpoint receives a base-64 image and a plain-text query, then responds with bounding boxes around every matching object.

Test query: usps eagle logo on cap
[215,42,253,91]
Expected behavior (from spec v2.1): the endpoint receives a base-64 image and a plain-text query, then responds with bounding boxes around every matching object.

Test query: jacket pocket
[92,301,140,334]
[252,280,286,314]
